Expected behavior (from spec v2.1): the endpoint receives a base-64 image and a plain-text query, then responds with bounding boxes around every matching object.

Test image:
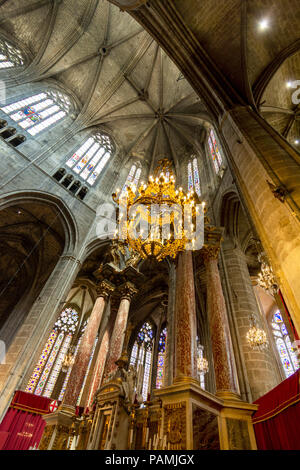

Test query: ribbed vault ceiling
[0,0,209,170]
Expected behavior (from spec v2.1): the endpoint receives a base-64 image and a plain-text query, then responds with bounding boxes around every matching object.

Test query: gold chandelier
[257,252,278,294]
[112,159,205,262]
[197,356,209,374]
[246,322,268,351]
[197,344,209,374]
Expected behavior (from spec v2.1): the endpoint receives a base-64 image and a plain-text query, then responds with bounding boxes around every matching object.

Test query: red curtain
[0,391,86,450]
[253,370,300,450]
[0,391,52,450]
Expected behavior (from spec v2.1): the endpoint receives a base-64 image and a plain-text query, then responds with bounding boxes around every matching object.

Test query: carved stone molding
[108,0,149,11]
[118,281,138,301]
[96,279,115,300]
[201,245,220,262]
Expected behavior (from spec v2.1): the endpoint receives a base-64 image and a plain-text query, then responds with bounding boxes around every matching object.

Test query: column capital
[96,280,115,300]
[118,281,138,301]
[201,244,220,262]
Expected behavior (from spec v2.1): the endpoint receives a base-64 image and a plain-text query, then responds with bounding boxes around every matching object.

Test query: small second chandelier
[246,317,268,351]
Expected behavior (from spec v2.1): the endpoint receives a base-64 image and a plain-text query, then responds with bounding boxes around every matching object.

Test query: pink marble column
[86,329,110,407]
[62,280,114,407]
[174,251,198,381]
[203,247,238,396]
[104,282,137,375]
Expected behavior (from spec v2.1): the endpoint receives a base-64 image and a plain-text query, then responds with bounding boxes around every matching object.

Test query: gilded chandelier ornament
[112,159,206,262]
[246,315,268,351]
[257,252,278,294]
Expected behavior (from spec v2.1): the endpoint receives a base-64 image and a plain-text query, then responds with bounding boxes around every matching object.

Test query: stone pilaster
[223,243,280,400]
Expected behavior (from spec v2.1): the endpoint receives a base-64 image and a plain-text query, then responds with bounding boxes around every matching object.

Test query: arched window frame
[0,37,25,70]
[207,128,223,174]
[0,89,74,137]
[187,156,201,196]
[156,324,167,389]
[129,321,155,402]
[122,163,142,193]
[25,306,80,398]
[270,310,299,378]
[65,131,115,187]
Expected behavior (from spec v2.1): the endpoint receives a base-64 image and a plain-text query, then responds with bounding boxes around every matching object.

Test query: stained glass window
[271,311,299,378]
[122,165,142,193]
[208,129,223,174]
[0,90,71,136]
[26,307,79,397]
[130,322,154,402]
[156,326,167,389]
[187,158,201,196]
[0,38,24,69]
[66,133,113,186]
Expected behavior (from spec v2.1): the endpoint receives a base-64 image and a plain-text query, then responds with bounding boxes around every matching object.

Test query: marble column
[86,329,110,407]
[163,263,176,387]
[62,280,114,407]
[104,282,137,375]
[174,251,198,382]
[203,246,238,397]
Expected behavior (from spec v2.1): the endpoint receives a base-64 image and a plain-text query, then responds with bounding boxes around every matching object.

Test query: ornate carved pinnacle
[96,280,115,300]
[119,281,138,301]
[201,244,220,262]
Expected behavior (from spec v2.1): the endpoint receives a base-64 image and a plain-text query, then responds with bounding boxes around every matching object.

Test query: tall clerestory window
[271,311,299,378]
[0,90,72,136]
[123,164,142,192]
[66,132,113,186]
[0,38,24,69]
[187,157,201,196]
[208,129,223,174]
[130,322,154,402]
[156,326,167,389]
[26,308,79,398]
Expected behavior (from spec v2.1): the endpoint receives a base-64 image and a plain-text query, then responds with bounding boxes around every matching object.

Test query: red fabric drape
[278,289,299,341]
[0,391,52,450]
[0,391,87,450]
[253,370,300,450]
[0,408,46,450]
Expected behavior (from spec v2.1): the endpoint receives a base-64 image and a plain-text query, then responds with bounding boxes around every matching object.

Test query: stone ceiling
[128,0,300,150]
[0,0,209,170]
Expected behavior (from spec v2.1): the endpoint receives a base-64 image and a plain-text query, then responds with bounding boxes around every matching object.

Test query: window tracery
[271,311,299,378]
[208,129,223,174]
[66,132,113,186]
[0,38,24,69]
[1,90,72,136]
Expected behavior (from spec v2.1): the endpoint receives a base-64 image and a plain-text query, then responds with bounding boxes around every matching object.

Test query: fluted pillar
[203,246,238,397]
[104,282,138,375]
[62,280,114,407]
[174,251,198,382]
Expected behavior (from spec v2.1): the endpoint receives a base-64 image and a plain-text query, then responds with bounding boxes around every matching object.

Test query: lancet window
[271,311,299,378]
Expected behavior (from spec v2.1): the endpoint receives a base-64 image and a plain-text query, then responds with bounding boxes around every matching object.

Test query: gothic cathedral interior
[0,0,300,452]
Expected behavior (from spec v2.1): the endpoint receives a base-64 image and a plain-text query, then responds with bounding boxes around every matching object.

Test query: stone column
[223,243,280,400]
[173,251,198,382]
[104,282,137,376]
[62,280,114,408]
[203,246,238,397]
